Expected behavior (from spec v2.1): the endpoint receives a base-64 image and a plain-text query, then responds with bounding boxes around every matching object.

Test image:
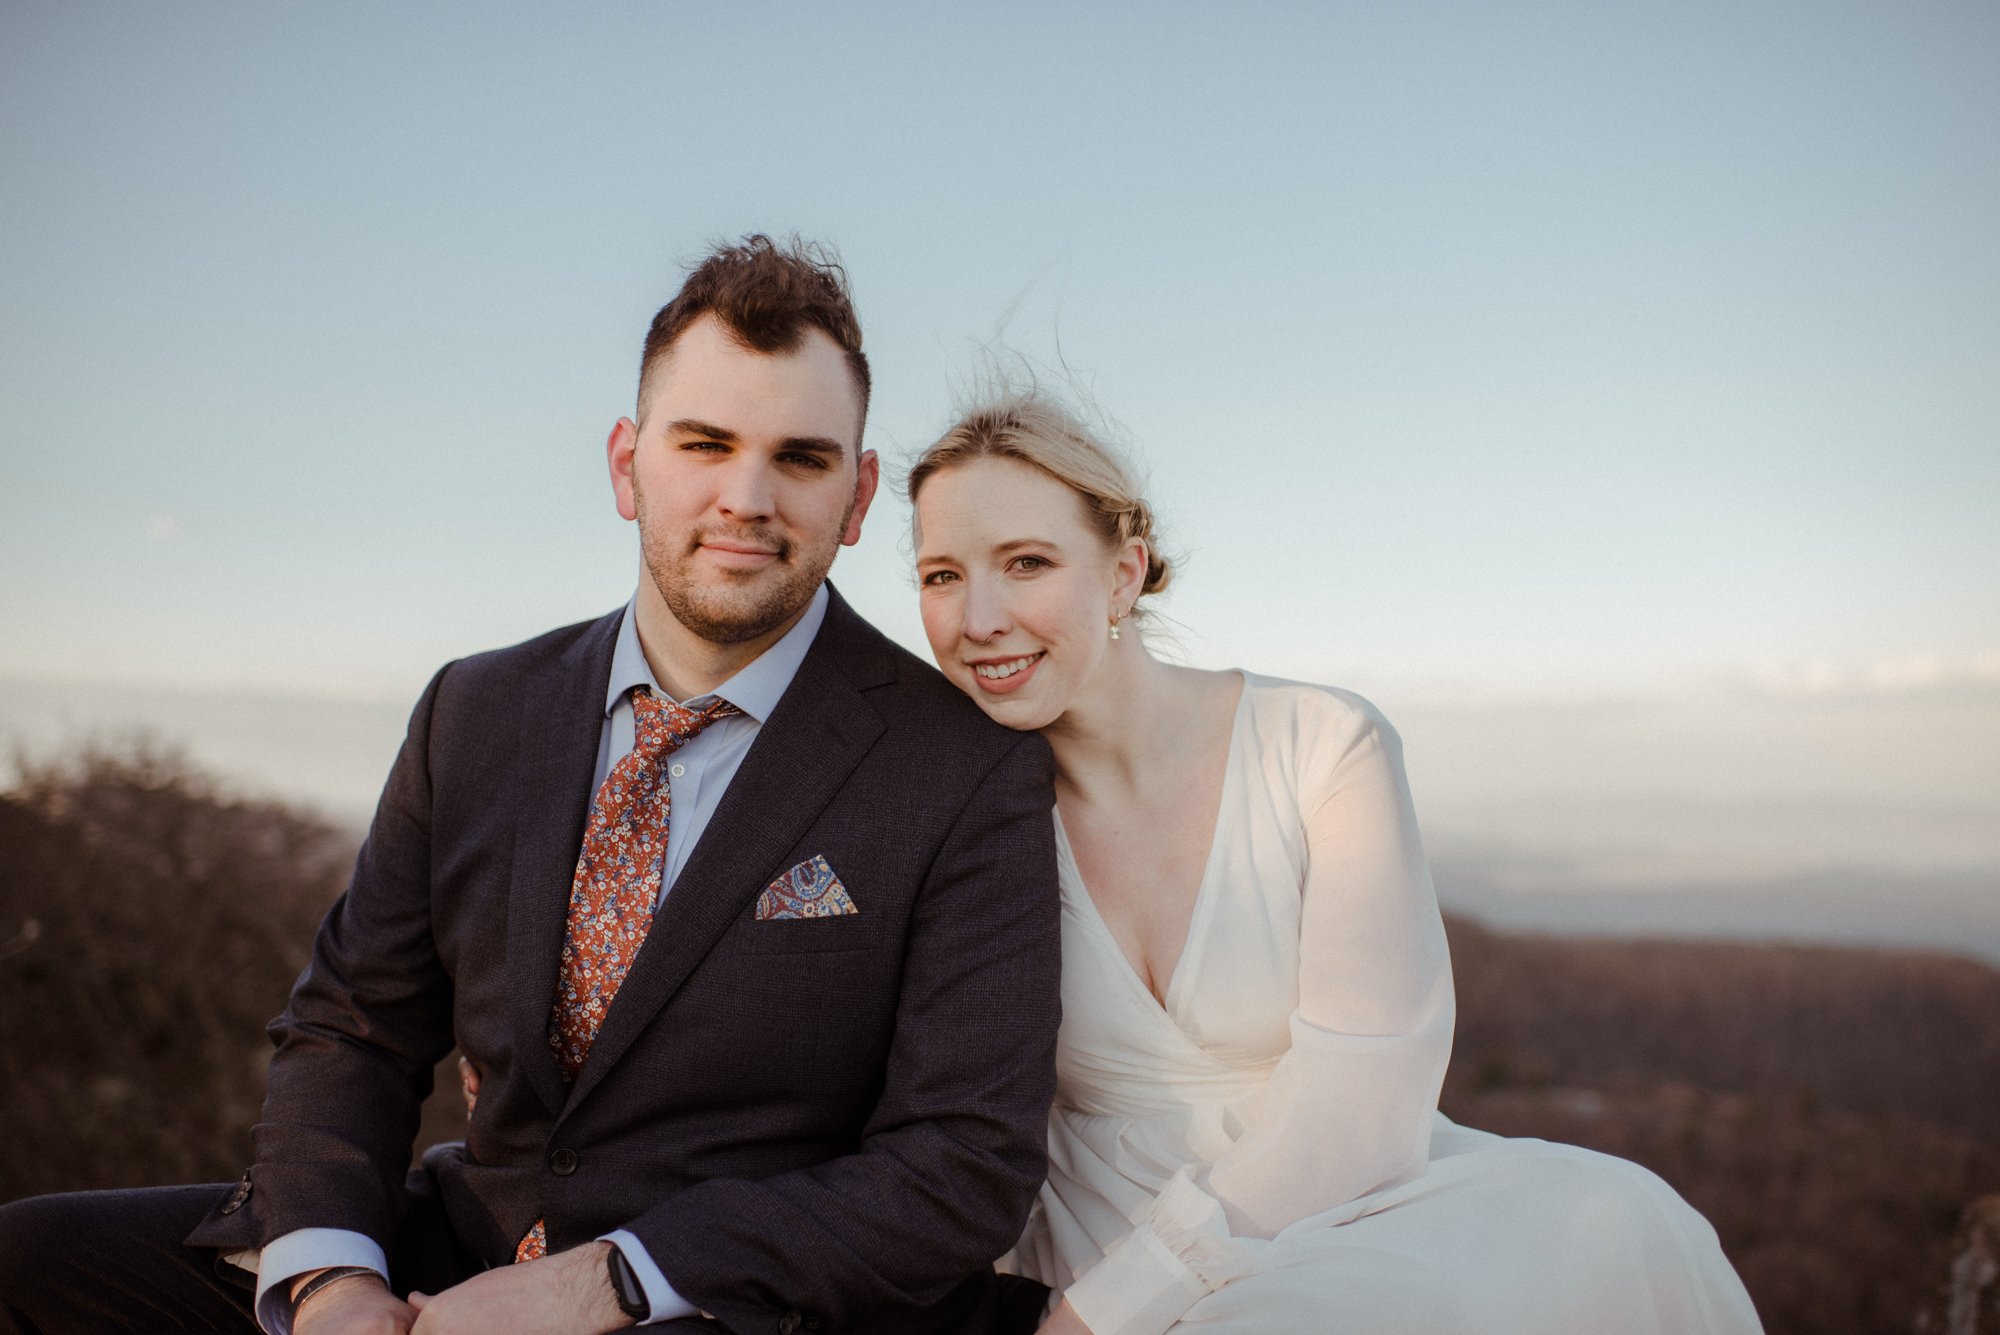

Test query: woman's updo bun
[909,391,1174,609]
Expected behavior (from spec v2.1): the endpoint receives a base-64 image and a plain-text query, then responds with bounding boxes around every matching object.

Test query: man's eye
[779,452,830,470]
[683,440,728,453]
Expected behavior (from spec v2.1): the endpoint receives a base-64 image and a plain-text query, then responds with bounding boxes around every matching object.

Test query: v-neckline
[1054,671,1250,1020]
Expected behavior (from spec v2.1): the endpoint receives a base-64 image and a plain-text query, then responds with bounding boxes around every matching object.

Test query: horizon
[7,659,1995,967]
[3,3,1995,963]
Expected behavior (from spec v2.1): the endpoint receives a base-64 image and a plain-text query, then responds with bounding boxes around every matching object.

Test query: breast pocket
[737,912,880,955]
[737,853,885,954]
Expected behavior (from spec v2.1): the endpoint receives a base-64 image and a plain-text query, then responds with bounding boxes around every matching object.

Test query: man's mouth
[695,533,789,568]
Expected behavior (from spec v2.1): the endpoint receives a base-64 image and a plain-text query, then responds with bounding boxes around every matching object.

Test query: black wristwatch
[605,1242,651,1322]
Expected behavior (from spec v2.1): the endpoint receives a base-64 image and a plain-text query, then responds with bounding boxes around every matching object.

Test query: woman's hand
[458,1055,480,1119]
[1035,1299,1093,1335]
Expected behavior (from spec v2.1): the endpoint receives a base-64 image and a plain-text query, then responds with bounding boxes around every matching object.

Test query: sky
[3,2,1996,955]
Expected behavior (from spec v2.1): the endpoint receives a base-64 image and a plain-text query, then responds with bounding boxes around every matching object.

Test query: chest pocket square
[756,854,859,920]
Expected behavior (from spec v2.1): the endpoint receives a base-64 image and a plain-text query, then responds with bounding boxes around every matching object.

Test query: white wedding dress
[1003,674,1763,1335]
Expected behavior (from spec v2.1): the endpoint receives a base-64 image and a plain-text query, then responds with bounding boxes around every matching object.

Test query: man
[0,237,1061,1334]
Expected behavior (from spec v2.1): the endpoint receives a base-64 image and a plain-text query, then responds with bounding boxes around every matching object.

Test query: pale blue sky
[4,2,1997,952]
[5,1,1996,698]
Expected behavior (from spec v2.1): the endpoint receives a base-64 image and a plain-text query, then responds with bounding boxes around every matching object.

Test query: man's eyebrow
[776,436,848,457]
[665,418,738,441]
[664,421,848,458]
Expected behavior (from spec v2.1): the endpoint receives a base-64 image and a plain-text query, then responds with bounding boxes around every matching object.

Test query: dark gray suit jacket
[191,587,1061,1334]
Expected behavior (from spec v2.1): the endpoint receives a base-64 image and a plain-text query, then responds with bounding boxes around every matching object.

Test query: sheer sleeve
[1063,690,1455,1335]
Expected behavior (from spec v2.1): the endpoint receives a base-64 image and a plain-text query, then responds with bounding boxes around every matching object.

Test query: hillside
[1444,917,2000,1143]
[1440,917,2000,1332]
[3,747,1997,1332]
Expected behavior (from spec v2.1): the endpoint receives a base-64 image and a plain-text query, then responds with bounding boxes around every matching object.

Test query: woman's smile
[969,651,1046,691]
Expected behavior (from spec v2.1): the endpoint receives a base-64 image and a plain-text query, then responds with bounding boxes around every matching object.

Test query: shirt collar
[605,582,829,724]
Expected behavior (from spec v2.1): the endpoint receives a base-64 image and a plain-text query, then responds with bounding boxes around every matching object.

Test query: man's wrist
[596,1228,700,1325]
[556,1240,636,1330]
[604,1242,650,1322]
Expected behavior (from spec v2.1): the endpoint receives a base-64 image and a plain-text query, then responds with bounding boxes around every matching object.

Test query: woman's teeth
[974,654,1040,680]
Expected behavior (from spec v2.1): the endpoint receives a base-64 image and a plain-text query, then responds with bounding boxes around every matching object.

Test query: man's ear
[608,417,640,521]
[841,448,881,547]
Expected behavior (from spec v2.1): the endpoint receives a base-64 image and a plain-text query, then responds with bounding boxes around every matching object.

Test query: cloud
[1743,651,2000,699]
[143,514,185,542]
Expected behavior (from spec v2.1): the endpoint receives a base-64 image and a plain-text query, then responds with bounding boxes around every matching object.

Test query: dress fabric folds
[1002,674,1763,1335]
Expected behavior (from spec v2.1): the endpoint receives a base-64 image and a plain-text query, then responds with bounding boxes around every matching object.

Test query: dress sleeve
[1063,692,1455,1335]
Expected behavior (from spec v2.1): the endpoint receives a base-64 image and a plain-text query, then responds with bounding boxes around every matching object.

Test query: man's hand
[294,1273,416,1335]
[408,1240,632,1335]
[1035,1299,1093,1335]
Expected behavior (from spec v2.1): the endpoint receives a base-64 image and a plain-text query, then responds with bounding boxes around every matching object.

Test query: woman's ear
[1112,534,1149,613]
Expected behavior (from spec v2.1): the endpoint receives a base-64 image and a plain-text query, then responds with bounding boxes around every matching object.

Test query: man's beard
[635,485,854,646]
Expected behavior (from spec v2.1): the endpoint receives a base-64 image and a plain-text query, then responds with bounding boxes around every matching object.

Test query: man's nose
[715,458,776,520]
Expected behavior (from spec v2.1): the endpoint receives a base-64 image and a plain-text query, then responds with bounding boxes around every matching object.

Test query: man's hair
[638,234,871,433]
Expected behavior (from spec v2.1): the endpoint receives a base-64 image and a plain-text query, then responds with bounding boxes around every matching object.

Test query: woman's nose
[961,577,1011,642]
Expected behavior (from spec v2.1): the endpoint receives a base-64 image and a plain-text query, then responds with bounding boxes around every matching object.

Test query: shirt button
[548,1147,578,1176]
[670,763,686,778]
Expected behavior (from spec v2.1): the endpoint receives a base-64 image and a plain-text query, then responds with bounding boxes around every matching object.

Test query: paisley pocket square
[756,854,859,920]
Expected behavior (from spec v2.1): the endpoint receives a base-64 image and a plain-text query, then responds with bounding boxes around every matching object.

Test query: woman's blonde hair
[907,391,1173,603]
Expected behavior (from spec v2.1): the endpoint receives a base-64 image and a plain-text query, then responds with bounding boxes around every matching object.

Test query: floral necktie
[515,685,740,1263]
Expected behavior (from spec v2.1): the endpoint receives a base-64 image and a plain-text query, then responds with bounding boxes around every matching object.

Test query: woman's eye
[921,570,958,587]
[1011,555,1049,572]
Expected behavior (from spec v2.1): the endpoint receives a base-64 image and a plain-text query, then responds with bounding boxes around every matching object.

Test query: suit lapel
[505,609,622,1119]
[561,589,893,1116]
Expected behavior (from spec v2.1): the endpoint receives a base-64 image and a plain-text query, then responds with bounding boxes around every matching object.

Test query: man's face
[609,313,878,645]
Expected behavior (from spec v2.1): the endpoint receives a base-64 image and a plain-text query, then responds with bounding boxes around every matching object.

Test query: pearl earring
[1108,612,1122,641]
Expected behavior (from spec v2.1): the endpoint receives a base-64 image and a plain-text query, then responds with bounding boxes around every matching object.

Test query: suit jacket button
[219,1177,252,1214]
[548,1148,579,1176]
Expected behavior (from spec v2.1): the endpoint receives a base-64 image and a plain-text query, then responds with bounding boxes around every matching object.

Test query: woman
[908,393,1762,1335]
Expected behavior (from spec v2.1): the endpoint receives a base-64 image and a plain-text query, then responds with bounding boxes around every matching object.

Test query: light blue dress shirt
[253,586,829,1332]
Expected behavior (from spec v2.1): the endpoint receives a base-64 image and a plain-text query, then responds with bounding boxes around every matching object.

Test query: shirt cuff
[253,1229,389,1335]
[600,1229,699,1325]
[1063,1223,1209,1335]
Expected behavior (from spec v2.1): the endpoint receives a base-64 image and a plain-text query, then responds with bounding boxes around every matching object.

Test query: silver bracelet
[291,1266,385,1314]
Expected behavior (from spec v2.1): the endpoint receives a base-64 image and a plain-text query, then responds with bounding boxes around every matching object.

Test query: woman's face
[915,456,1137,731]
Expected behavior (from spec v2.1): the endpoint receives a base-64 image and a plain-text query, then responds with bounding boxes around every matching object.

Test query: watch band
[606,1242,651,1321]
